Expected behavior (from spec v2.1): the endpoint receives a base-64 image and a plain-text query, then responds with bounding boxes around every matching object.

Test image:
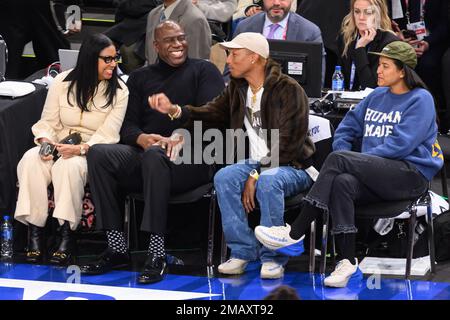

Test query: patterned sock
[148,233,165,258]
[106,230,127,254]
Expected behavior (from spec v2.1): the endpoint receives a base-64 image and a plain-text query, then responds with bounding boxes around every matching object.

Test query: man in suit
[387,0,449,131]
[0,0,70,79]
[104,0,162,73]
[233,0,325,86]
[144,0,211,65]
[296,0,350,88]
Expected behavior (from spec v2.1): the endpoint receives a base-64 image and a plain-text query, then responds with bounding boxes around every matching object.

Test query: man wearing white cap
[149,32,315,279]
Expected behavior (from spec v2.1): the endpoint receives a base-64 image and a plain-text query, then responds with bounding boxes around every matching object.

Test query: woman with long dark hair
[14,33,129,265]
[255,41,443,288]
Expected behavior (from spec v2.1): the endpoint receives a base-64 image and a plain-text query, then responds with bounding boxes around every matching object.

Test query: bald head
[154,20,185,42]
[153,20,188,67]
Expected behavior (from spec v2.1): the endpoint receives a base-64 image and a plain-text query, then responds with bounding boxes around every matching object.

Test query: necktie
[159,10,166,23]
[267,23,281,40]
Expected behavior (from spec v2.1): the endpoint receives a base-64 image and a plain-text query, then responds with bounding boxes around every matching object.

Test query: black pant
[415,46,447,130]
[304,151,428,235]
[87,144,213,235]
[0,0,70,79]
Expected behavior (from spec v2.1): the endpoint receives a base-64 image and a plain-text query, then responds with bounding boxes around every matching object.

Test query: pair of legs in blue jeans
[214,160,313,266]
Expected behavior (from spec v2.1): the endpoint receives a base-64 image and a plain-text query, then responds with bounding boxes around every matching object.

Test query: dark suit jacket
[388,0,449,50]
[234,11,326,84]
[0,0,70,78]
[104,0,160,47]
[337,30,399,90]
[296,0,350,55]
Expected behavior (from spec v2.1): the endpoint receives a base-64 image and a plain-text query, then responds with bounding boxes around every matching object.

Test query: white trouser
[14,146,87,231]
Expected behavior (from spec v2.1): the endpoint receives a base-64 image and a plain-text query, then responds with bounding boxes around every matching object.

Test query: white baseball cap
[220,32,269,59]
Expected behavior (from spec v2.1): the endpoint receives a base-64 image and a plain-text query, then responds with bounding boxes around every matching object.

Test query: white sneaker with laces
[218,258,248,275]
[255,224,305,256]
[260,261,284,279]
[324,259,361,288]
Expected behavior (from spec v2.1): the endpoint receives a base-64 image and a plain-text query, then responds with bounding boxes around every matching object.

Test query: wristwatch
[80,145,87,156]
[249,169,259,180]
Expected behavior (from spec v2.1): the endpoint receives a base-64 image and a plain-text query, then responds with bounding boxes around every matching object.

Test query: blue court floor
[1,261,450,300]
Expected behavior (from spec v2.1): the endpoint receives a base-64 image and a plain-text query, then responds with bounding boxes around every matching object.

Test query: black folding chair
[312,187,436,279]
[124,182,218,270]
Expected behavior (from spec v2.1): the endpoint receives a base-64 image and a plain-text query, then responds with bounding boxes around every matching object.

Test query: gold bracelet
[168,104,181,120]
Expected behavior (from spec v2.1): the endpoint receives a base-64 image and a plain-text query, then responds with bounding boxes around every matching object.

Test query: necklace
[250,84,263,107]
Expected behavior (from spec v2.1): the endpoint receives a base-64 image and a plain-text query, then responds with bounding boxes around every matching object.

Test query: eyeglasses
[159,34,187,45]
[353,8,375,16]
[98,54,121,64]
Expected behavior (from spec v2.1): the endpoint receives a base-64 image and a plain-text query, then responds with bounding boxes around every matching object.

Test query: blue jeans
[214,160,313,266]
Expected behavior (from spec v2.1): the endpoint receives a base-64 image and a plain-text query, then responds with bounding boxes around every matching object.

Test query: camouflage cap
[369,41,417,69]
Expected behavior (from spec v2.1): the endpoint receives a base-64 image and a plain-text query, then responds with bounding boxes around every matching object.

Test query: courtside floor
[1,261,450,300]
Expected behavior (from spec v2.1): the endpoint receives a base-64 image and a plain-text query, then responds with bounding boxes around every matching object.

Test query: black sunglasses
[98,54,121,64]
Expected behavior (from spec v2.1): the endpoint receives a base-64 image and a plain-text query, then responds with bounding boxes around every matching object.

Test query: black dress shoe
[49,221,76,266]
[79,248,130,275]
[26,224,44,263]
[138,254,167,284]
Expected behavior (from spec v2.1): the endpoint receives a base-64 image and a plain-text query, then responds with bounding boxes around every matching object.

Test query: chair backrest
[308,114,335,171]
[438,134,450,161]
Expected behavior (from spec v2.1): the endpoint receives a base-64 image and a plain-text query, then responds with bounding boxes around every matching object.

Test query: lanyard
[350,35,368,91]
[405,0,426,24]
[282,25,287,40]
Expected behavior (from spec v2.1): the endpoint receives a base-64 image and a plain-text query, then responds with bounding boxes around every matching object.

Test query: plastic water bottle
[1,215,13,259]
[331,65,345,91]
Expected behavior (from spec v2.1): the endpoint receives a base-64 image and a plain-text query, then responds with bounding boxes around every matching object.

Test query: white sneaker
[324,259,361,288]
[255,224,305,256]
[218,258,248,275]
[260,261,284,279]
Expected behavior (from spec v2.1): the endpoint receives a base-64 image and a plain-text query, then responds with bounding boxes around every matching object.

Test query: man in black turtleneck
[79,21,224,284]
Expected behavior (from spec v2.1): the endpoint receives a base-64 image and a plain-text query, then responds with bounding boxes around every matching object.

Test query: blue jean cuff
[230,253,257,261]
[260,259,287,266]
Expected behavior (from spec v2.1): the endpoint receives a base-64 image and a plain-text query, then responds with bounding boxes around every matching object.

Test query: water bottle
[1,215,13,259]
[331,65,345,91]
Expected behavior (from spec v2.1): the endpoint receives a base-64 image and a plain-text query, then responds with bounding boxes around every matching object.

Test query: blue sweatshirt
[333,87,443,181]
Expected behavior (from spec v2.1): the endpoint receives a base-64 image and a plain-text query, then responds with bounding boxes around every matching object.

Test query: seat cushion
[169,183,214,204]
[356,199,417,219]
[438,134,450,159]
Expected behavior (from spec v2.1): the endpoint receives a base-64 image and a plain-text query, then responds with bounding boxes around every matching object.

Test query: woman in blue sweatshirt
[253,41,444,288]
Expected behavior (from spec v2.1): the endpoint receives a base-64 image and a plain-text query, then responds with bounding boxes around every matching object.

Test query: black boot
[49,221,76,266]
[26,224,44,263]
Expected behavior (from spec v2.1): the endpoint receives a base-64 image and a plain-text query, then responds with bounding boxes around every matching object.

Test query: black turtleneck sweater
[120,58,225,146]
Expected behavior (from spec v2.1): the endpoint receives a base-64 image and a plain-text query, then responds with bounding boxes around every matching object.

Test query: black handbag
[39,132,82,161]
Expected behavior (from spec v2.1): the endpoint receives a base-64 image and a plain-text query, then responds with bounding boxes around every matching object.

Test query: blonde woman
[337,0,398,90]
